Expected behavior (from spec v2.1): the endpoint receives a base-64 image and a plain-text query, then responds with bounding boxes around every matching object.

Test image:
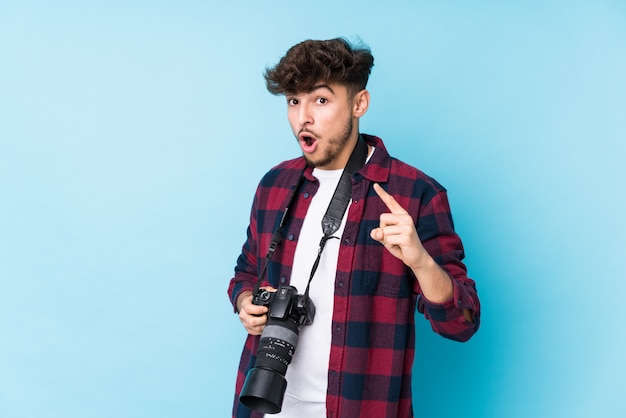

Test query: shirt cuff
[419,277,474,322]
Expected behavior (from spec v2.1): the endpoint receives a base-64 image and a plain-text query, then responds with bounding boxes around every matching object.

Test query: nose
[298,102,313,126]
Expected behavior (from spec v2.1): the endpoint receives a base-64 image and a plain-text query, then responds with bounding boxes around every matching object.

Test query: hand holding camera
[237,287,276,336]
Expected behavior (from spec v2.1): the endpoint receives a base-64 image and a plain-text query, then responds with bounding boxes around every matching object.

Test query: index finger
[373,183,408,214]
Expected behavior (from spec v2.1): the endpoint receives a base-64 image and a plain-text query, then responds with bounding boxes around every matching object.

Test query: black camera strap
[252,136,368,300]
[251,174,304,298]
[302,136,368,299]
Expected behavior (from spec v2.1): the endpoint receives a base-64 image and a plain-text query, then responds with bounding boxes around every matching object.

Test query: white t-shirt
[272,166,347,417]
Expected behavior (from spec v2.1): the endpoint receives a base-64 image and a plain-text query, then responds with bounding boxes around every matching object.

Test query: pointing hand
[370,183,429,270]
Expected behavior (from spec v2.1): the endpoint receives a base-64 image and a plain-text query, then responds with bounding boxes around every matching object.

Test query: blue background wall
[1,1,625,417]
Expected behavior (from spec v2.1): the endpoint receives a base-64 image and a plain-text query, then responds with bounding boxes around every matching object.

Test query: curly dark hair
[264,37,374,97]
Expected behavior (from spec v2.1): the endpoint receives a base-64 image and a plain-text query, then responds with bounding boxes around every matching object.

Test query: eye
[287,98,299,106]
[316,97,328,105]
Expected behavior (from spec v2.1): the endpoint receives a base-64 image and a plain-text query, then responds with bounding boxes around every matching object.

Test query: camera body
[252,285,315,326]
[239,285,316,414]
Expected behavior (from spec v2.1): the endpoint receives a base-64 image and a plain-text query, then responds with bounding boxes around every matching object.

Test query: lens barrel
[239,316,300,413]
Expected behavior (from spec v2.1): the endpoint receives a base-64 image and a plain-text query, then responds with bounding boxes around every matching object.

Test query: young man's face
[286,83,361,170]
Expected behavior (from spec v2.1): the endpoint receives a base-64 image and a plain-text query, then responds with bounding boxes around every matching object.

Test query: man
[228,38,480,418]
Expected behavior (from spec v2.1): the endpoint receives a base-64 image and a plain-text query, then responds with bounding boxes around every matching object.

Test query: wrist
[236,290,252,313]
[408,251,436,273]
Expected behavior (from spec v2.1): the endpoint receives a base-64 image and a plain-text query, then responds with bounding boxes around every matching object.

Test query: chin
[306,157,333,169]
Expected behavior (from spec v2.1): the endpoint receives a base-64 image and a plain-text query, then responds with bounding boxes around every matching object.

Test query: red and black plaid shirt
[228,134,480,418]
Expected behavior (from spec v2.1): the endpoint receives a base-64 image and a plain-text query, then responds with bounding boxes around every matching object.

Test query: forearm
[411,255,454,304]
[228,269,257,312]
[413,255,476,326]
[228,240,258,312]
[411,249,476,324]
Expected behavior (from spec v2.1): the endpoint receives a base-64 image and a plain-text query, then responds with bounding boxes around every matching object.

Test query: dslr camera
[239,285,316,414]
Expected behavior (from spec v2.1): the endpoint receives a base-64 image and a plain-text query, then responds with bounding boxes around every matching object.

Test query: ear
[352,89,370,118]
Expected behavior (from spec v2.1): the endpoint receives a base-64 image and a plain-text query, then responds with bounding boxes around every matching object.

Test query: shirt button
[335,326,341,332]
[304,193,309,198]
[338,281,344,288]
[343,238,350,244]
[280,277,287,284]
[288,234,294,241]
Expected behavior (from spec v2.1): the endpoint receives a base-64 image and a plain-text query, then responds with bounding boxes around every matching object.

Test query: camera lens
[255,316,299,375]
[239,315,300,413]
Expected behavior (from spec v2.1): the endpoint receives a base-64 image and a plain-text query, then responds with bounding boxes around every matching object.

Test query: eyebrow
[310,84,335,95]
[286,84,335,98]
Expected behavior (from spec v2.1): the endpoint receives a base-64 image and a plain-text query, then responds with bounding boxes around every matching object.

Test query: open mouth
[298,132,318,153]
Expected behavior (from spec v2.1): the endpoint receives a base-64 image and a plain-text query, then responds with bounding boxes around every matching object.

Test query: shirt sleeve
[415,189,481,342]
[227,189,260,313]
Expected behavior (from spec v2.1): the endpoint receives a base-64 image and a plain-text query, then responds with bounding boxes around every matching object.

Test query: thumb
[370,227,383,242]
